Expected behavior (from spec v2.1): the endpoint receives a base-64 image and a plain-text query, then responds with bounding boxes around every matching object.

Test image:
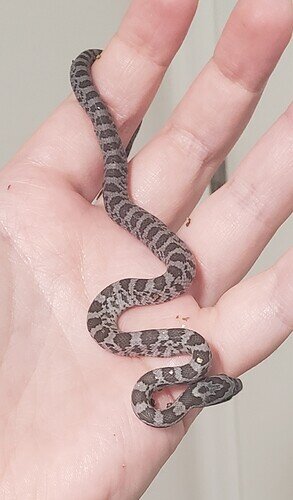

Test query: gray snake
[70,49,242,428]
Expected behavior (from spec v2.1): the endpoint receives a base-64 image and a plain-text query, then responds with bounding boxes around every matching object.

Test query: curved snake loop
[70,49,242,428]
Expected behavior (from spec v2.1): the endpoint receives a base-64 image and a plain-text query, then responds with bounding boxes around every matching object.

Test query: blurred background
[0,1,292,499]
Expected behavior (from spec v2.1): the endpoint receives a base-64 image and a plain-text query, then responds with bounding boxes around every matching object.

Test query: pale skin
[0,0,292,498]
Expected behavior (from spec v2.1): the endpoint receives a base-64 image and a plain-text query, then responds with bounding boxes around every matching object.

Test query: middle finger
[127,0,292,229]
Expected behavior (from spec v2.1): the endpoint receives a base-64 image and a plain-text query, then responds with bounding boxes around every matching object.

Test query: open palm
[0,0,292,498]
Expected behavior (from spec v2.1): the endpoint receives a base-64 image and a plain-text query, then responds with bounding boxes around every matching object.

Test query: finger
[125,0,292,228]
[210,248,293,377]
[180,103,293,306]
[5,0,198,200]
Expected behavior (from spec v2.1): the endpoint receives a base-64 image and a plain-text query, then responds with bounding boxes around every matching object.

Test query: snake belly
[70,49,242,428]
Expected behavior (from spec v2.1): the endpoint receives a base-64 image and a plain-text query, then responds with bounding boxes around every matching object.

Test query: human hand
[0,0,292,498]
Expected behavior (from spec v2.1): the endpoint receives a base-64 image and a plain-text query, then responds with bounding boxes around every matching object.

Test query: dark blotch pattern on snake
[70,49,242,428]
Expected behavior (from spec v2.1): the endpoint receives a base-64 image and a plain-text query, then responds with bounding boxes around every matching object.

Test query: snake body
[70,49,242,428]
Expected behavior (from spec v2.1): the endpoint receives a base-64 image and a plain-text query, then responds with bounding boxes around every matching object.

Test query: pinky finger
[211,248,293,377]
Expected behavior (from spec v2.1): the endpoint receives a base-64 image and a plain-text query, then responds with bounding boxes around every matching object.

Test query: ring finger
[180,103,293,306]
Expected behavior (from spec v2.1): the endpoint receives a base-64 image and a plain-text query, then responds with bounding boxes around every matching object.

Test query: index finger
[6,0,198,200]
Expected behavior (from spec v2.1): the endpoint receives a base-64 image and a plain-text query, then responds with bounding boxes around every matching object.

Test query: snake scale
[70,49,242,428]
